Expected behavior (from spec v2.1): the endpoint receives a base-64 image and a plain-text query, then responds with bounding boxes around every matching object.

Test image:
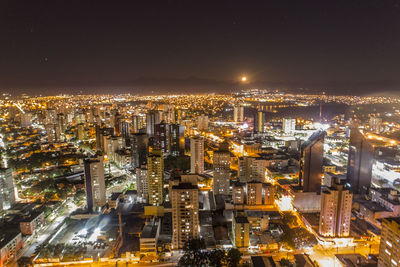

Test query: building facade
[213,145,231,195]
[190,136,204,174]
[346,128,374,195]
[0,167,15,211]
[147,150,164,206]
[171,182,199,249]
[378,218,400,267]
[299,130,325,193]
[319,177,352,237]
[84,157,106,213]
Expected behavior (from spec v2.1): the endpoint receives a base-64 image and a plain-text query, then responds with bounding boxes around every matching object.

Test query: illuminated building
[146,110,161,136]
[131,133,148,168]
[20,112,32,128]
[131,115,143,133]
[174,108,182,124]
[370,116,382,134]
[84,157,106,213]
[232,212,250,248]
[190,136,204,174]
[254,110,265,133]
[213,142,231,195]
[0,231,23,267]
[378,218,400,267]
[121,121,130,139]
[233,182,246,205]
[346,128,374,194]
[95,125,103,151]
[246,182,274,205]
[299,130,325,193]
[77,123,84,140]
[136,166,148,201]
[0,167,15,211]
[57,113,66,134]
[171,182,199,249]
[147,150,164,206]
[44,124,55,143]
[282,118,296,134]
[140,219,160,256]
[197,114,209,131]
[319,177,352,237]
[238,157,266,183]
[169,124,185,157]
[154,121,169,156]
[114,111,122,136]
[233,105,244,123]
[44,108,57,124]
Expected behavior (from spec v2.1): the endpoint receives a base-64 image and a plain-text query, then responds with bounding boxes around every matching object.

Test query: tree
[279,258,294,267]
[226,248,242,267]
[208,249,225,267]
[179,239,208,267]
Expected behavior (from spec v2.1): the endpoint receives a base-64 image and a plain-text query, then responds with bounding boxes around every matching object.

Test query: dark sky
[1,0,400,95]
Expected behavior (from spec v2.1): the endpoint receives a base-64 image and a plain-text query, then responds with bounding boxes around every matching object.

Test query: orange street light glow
[241,76,247,81]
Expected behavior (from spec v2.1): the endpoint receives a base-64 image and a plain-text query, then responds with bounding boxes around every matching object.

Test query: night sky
[1,0,400,95]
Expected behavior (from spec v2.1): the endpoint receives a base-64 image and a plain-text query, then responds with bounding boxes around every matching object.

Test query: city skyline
[1,1,400,266]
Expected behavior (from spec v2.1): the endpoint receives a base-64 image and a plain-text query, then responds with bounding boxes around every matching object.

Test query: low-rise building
[19,211,45,235]
[140,219,161,257]
[0,229,23,266]
[232,212,250,248]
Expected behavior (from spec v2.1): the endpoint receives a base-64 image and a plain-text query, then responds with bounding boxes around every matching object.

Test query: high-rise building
[233,105,244,123]
[136,166,148,202]
[171,182,199,249]
[20,113,32,128]
[0,167,15,211]
[84,157,106,213]
[131,115,144,133]
[57,113,66,134]
[378,218,400,267]
[319,177,352,237]
[232,212,250,248]
[54,123,62,142]
[370,116,382,134]
[346,128,374,195]
[121,121,130,139]
[299,130,325,193]
[169,124,185,157]
[238,157,266,183]
[147,150,163,206]
[197,114,209,131]
[146,110,161,137]
[174,108,182,124]
[154,121,169,156]
[282,118,296,134]
[77,123,85,140]
[95,125,103,151]
[131,133,149,168]
[254,110,265,133]
[114,112,122,136]
[213,143,231,195]
[44,109,57,125]
[44,124,55,143]
[190,136,204,174]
